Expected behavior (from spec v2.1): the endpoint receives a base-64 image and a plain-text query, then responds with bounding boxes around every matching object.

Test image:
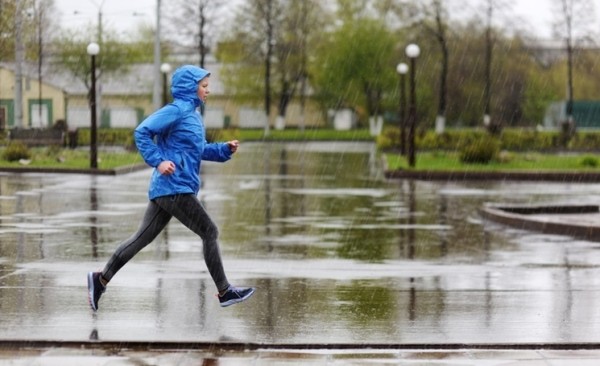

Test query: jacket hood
[170,65,210,107]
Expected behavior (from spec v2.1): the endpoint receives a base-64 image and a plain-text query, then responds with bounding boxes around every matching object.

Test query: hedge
[377,127,600,152]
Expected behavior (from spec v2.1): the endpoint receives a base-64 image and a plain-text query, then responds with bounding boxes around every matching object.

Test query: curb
[480,203,600,241]
[2,340,600,352]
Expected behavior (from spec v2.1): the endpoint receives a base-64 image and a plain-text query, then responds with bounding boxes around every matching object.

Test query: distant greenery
[0,147,141,170]
[458,135,500,164]
[386,151,600,172]
[74,128,136,148]
[74,127,375,147]
[377,127,600,151]
[382,127,600,172]
[0,128,373,170]
[66,126,588,149]
[2,141,32,162]
[3,127,600,173]
[209,128,374,142]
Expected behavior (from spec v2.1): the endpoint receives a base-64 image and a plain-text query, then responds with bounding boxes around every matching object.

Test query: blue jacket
[134,65,232,200]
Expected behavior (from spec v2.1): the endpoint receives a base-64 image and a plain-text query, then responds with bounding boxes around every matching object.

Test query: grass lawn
[385,151,600,172]
[2,143,599,173]
[0,148,143,170]
[0,127,373,171]
[212,128,374,142]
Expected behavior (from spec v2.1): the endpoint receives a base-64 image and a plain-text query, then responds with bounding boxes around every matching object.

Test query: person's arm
[134,105,179,168]
[201,140,239,162]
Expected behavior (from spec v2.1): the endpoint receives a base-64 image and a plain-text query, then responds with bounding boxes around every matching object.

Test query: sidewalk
[2,143,600,365]
[3,342,600,365]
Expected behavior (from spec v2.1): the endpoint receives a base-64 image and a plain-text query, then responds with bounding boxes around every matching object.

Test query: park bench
[8,128,65,147]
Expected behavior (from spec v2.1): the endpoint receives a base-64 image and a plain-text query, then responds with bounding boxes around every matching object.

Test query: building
[544,100,600,130]
[0,63,67,130]
[0,61,326,132]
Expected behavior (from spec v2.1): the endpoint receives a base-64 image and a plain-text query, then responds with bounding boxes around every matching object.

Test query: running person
[87,65,255,311]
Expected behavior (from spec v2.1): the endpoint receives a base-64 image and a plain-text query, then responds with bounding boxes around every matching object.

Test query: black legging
[101,194,230,292]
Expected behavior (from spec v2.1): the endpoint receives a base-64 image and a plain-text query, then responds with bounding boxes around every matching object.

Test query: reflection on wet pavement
[1,142,600,347]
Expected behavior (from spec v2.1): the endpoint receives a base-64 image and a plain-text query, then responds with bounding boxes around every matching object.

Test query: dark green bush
[376,127,592,151]
[580,155,599,167]
[572,132,600,151]
[76,128,135,148]
[376,126,399,150]
[459,136,500,164]
[2,141,31,162]
[500,129,537,150]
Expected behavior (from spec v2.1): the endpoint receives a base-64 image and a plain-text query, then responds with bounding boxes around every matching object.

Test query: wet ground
[2,142,600,364]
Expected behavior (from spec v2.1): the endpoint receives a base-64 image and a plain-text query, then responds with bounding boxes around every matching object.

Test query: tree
[312,17,397,129]
[481,0,511,134]
[261,0,275,134]
[483,0,494,133]
[432,22,535,128]
[164,0,226,67]
[417,0,449,134]
[372,0,414,29]
[51,27,144,94]
[30,0,55,125]
[551,0,596,135]
[217,0,327,132]
[0,0,56,61]
[273,0,324,130]
[219,0,283,134]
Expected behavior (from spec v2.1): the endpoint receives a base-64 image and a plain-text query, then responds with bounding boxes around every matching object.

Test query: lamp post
[396,62,408,156]
[87,42,99,169]
[405,44,420,168]
[160,63,171,106]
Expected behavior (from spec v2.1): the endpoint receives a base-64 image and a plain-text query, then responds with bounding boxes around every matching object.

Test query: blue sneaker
[218,286,255,307]
[87,272,105,311]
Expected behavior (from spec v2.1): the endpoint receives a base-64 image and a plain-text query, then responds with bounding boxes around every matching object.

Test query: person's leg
[89,200,172,311]
[101,200,172,283]
[154,194,230,293]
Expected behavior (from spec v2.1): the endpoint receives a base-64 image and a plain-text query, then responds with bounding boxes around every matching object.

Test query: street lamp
[160,63,171,106]
[87,42,99,169]
[396,62,408,156]
[405,43,420,168]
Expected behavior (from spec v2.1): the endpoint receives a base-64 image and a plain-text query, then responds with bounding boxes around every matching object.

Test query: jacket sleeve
[201,142,232,162]
[134,105,180,167]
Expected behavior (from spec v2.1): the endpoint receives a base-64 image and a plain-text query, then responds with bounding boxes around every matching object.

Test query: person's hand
[157,160,176,175]
[228,140,240,153]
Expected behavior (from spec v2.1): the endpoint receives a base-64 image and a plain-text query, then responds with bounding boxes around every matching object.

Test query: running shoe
[218,286,255,307]
[87,272,105,311]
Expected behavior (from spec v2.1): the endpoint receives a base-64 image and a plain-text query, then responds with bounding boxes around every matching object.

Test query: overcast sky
[53,0,600,40]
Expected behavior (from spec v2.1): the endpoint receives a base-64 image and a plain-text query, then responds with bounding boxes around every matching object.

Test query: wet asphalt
[1,142,600,365]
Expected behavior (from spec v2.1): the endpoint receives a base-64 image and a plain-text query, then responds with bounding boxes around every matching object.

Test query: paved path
[3,344,600,365]
[2,142,600,364]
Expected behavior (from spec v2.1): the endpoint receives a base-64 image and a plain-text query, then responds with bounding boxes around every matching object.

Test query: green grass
[386,151,600,172]
[0,128,373,171]
[3,142,599,173]
[0,148,142,170]
[211,128,374,142]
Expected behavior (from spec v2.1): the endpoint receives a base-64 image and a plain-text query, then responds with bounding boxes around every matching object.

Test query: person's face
[197,77,210,103]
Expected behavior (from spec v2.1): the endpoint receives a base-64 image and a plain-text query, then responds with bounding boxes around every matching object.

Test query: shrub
[76,128,134,146]
[459,136,500,164]
[2,141,31,162]
[500,129,537,150]
[375,126,399,150]
[580,155,599,168]
[572,132,600,151]
[45,144,62,158]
